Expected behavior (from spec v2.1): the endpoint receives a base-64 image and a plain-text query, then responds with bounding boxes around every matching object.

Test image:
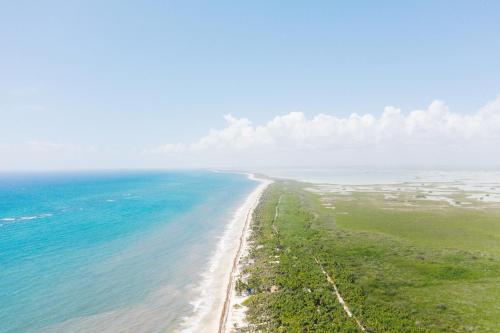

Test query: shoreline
[219,175,272,333]
[180,173,272,333]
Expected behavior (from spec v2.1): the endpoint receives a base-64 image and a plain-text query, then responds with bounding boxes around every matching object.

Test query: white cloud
[151,96,500,164]
[3,96,500,170]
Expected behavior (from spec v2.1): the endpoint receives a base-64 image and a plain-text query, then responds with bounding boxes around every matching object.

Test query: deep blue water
[0,171,256,333]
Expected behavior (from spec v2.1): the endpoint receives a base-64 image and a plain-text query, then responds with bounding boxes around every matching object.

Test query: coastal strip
[180,174,272,333]
[219,175,272,333]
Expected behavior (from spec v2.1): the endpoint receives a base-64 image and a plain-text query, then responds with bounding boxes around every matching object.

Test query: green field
[236,181,500,332]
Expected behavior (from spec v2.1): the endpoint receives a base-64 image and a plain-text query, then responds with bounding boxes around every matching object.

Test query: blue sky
[1,1,500,169]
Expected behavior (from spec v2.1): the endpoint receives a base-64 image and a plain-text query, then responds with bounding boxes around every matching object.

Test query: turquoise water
[0,171,256,333]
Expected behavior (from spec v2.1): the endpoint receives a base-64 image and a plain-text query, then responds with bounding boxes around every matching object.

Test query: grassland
[235,181,500,332]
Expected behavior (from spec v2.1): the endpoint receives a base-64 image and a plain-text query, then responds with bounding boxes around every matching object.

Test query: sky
[1,0,500,170]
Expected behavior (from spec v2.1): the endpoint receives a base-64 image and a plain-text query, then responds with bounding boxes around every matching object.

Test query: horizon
[2,165,500,173]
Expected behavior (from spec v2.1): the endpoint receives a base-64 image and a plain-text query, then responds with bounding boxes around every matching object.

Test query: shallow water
[257,167,500,185]
[0,171,256,333]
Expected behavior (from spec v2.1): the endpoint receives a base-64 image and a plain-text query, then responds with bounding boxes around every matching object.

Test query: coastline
[180,173,272,333]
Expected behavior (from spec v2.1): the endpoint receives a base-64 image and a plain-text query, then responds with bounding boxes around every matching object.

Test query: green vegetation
[238,181,500,332]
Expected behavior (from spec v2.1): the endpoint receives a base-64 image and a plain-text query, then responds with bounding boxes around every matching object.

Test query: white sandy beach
[180,174,272,333]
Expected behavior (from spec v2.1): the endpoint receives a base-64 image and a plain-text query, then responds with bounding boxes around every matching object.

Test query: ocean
[0,170,257,333]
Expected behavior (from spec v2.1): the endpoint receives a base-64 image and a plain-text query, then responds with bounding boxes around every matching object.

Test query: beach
[180,174,272,333]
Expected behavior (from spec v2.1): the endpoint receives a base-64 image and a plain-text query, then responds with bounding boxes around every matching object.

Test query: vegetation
[238,181,500,332]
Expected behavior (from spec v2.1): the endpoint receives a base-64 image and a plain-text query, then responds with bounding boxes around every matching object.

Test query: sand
[180,174,272,333]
